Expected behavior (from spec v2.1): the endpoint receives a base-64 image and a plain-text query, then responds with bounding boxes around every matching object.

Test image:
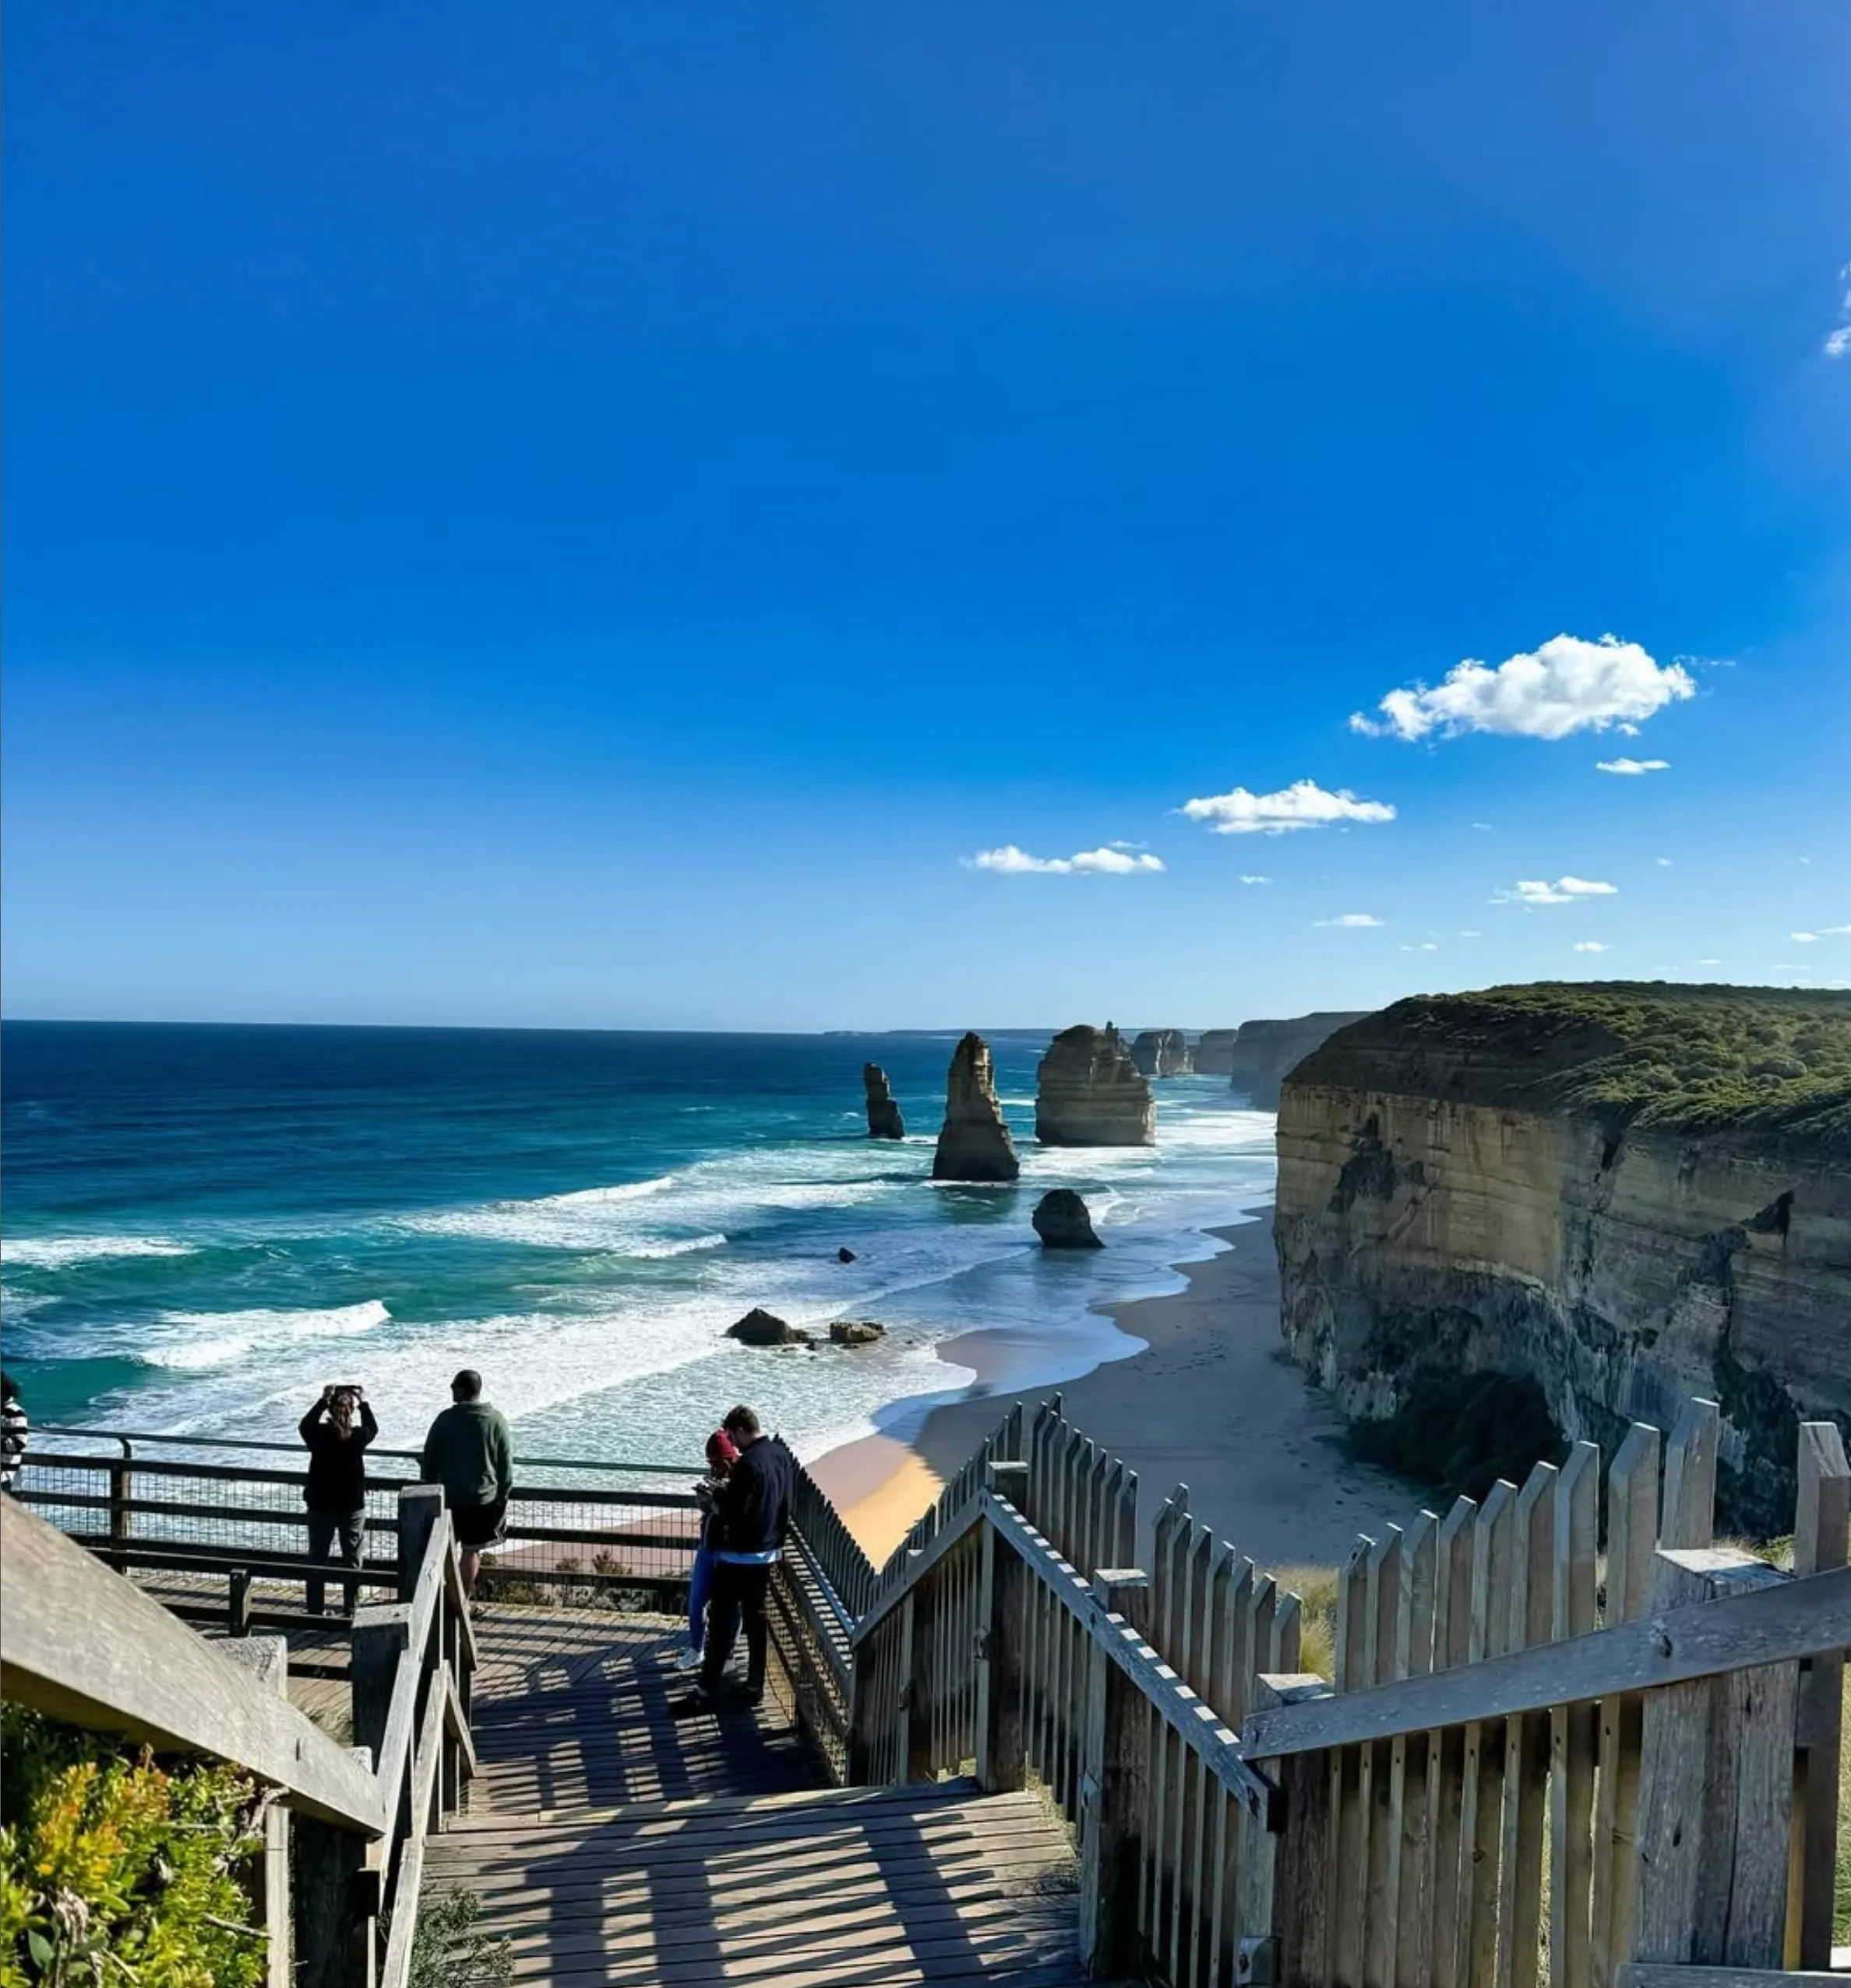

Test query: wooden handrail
[1239,1559,1851,1761]
[849,1493,989,1646]
[0,1500,386,1835]
[377,1658,454,1988]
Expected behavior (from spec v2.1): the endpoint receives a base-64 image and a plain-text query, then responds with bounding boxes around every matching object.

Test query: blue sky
[4,2,1848,1030]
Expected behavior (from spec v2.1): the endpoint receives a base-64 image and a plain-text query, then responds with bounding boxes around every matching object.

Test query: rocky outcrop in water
[1130,1029,1193,1078]
[1273,986,1851,1534]
[727,1307,812,1347]
[1032,1189,1103,1250]
[829,1319,887,1347]
[1035,1025,1156,1147]
[1191,1029,1240,1077]
[863,1063,905,1140]
[931,1033,1021,1183]
[1226,1013,1371,1108]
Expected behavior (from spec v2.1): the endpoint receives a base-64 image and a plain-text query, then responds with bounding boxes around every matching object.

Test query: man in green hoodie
[421,1369,515,1599]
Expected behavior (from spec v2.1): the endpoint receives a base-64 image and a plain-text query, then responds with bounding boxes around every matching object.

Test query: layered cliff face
[1036,1025,1157,1147]
[932,1032,1020,1182]
[1130,1028,1193,1078]
[1227,1013,1372,1109]
[1191,1030,1240,1077]
[1274,986,1851,1533]
[862,1063,905,1140]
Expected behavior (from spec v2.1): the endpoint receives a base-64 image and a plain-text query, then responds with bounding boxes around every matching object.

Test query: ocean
[0,1022,1277,1465]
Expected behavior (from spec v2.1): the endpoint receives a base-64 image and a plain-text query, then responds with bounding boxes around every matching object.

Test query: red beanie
[706,1429,740,1475]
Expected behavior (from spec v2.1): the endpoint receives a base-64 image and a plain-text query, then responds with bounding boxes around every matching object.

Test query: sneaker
[675,1648,702,1673]
[669,1690,717,1719]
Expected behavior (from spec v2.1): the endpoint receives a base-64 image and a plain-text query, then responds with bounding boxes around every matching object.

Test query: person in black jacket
[678,1404,795,1713]
[298,1383,379,1616]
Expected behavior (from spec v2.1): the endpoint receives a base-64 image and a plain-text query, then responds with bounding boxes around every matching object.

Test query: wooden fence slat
[1496,1461,1558,1988]
[1593,1422,1662,1988]
[1333,1534,1375,1988]
[1634,1548,1796,1967]
[1661,1401,1720,1552]
[1364,1524,1405,1988]
[1429,1494,1477,1988]
[1788,1421,1849,1969]
[1460,1479,1517,1988]
[1393,1511,1439,1988]
[1550,1443,1601,1988]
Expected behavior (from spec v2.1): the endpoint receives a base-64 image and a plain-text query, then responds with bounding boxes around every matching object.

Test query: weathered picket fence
[846,1391,1851,1987]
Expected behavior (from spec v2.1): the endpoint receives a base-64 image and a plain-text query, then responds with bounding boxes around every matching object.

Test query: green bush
[0,1706,264,1988]
[407,1888,511,1988]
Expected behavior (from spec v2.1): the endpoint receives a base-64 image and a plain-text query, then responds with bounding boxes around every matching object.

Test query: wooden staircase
[421,1609,1093,1987]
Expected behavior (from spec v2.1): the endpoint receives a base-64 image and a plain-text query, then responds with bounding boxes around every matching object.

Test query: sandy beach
[810,1207,1423,1573]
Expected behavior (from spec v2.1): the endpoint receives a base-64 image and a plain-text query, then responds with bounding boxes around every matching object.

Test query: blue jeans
[688,1539,716,1651]
[305,1508,366,1615]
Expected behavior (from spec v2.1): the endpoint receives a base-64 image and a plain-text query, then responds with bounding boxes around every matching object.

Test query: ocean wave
[0,1235,199,1271]
[138,1299,393,1371]
[626,1233,728,1260]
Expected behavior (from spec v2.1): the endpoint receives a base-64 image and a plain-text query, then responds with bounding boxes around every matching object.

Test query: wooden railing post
[976,1463,1028,1794]
[397,1486,444,1604]
[294,1748,379,1988]
[1238,1675,1334,1988]
[220,1637,294,1988]
[108,1441,134,1556]
[1634,1546,1796,1966]
[1078,1568,1151,1980]
[228,1567,253,1637]
[1789,1421,1849,1968]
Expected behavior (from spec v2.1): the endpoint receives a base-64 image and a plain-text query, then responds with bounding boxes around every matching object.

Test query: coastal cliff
[1036,1025,1157,1147]
[932,1032,1020,1181]
[1274,985,1851,1532]
[1227,1013,1371,1108]
[1191,1029,1240,1077]
[1130,1028,1193,1078]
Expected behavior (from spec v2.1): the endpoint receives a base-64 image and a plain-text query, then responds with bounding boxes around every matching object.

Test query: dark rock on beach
[829,1319,887,1348]
[1032,1189,1104,1250]
[726,1306,812,1347]
[837,1246,857,1262]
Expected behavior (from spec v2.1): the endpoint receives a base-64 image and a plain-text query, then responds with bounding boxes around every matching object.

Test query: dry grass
[1268,1563,1339,1682]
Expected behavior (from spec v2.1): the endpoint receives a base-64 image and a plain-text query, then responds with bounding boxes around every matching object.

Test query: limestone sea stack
[1032,1189,1103,1249]
[1035,1025,1156,1147]
[1226,1012,1372,1109]
[863,1063,905,1140]
[1129,1029,1193,1078]
[1191,1029,1240,1077]
[931,1032,1020,1182]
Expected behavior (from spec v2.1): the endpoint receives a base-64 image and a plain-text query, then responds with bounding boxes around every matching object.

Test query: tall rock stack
[1130,1028,1193,1077]
[862,1063,905,1140]
[1191,1029,1240,1077]
[1035,1024,1157,1146]
[931,1033,1020,1182]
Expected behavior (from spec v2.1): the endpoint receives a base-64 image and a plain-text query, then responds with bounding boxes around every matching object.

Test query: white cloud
[1695,958,1722,967]
[1471,823,1493,831]
[1655,858,1674,868]
[1313,913,1385,929]
[1793,932,1821,945]
[1793,925,1851,943]
[968,844,1165,876]
[1238,874,1271,886]
[1573,941,1610,953]
[1350,634,1694,743]
[1399,942,1439,953]
[1597,757,1669,776]
[1495,876,1620,907]
[1826,263,1851,358]
[1458,929,1482,938]
[1181,779,1396,837]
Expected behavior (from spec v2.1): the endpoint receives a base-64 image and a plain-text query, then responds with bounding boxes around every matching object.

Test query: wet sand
[812,1209,1423,1572]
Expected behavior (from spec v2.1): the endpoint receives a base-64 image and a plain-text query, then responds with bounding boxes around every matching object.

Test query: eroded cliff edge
[1274,984,1851,1533]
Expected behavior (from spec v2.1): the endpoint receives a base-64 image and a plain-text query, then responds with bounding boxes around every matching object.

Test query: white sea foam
[1,1235,198,1270]
[625,1233,728,1260]
[138,1300,392,1371]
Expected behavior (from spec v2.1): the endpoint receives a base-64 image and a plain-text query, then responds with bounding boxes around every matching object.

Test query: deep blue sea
[0,1023,1275,1464]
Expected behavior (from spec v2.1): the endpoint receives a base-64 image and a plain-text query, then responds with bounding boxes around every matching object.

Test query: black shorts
[452,1501,506,1550]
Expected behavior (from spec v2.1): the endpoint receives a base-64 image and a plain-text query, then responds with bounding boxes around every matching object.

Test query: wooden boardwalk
[421,1608,1094,1986]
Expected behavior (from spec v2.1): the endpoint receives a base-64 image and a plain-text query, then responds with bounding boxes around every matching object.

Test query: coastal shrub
[407,1887,511,1988]
[1345,1371,1565,1505]
[0,1704,265,1988]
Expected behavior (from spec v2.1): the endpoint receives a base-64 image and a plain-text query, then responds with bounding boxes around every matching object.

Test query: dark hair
[722,1405,760,1440]
[453,1369,483,1401]
[0,1373,17,1405]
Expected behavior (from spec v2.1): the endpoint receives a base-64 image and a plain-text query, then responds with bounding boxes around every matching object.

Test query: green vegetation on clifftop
[1297,982,1851,1156]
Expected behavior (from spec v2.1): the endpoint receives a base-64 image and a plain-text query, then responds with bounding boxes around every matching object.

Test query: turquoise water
[0,1023,1276,1463]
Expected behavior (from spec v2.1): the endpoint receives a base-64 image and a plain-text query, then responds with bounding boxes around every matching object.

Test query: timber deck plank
[415,1609,1094,1986]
